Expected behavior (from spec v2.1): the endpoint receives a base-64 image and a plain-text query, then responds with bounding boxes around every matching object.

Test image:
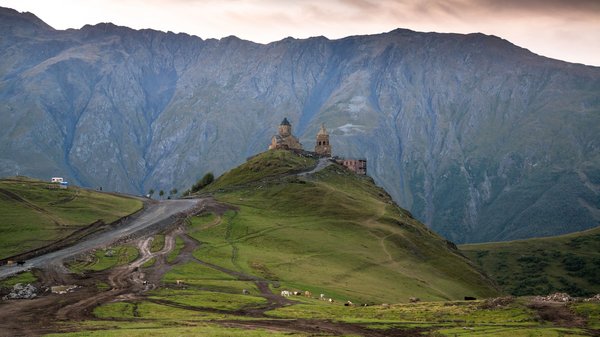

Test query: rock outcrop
[2,283,37,300]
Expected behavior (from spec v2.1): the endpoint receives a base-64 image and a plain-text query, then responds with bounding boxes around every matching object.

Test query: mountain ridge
[1,6,599,243]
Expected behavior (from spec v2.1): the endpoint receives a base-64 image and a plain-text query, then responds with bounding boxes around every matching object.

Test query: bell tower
[314,123,331,157]
[279,118,292,137]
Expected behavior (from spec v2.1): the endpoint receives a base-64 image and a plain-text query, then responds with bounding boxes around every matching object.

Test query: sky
[1,0,599,66]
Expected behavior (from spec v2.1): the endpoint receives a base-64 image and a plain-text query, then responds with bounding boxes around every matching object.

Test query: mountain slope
[461,226,600,297]
[1,7,599,243]
[191,150,499,302]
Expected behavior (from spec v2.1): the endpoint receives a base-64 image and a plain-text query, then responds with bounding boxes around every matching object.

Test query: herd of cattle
[276,289,476,305]
[279,290,358,306]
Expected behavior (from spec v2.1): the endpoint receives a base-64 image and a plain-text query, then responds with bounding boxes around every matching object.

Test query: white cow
[280,290,291,297]
[320,293,326,300]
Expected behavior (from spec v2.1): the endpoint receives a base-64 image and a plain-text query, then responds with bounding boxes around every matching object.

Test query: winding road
[0,198,201,280]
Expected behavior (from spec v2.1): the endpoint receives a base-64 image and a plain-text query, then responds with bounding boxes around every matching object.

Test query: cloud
[0,0,598,65]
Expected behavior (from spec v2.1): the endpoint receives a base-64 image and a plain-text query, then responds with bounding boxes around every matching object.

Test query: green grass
[0,271,37,288]
[92,301,232,321]
[68,245,139,272]
[0,177,142,259]
[434,326,590,337]
[161,261,258,295]
[189,153,498,304]
[203,150,317,192]
[267,300,534,325]
[96,281,110,291]
[46,322,308,337]
[29,151,600,336]
[571,302,600,329]
[166,236,184,263]
[163,261,235,282]
[141,257,156,268]
[149,234,165,253]
[460,226,600,296]
[188,212,219,230]
[149,288,267,311]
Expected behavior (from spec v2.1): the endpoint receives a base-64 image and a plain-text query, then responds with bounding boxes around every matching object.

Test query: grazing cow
[293,291,302,296]
[280,290,291,297]
[409,297,420,303]
[320,293,326,300]
[344,301,354,307]
[16,261,25,266]
[464,296,477,301]
[328,298,334,303]
[304,291,312,298]
[242,289,250,295]
[176,280,184,285]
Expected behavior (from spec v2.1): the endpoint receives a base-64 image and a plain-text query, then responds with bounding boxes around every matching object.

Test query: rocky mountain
[1,7,599,243]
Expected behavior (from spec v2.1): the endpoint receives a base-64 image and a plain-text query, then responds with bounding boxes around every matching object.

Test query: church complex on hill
[268,118,367,175]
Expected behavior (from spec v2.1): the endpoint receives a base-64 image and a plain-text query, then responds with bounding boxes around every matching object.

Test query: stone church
[268,118,332,157]
[267,118,366,174]
[268,118,303,151]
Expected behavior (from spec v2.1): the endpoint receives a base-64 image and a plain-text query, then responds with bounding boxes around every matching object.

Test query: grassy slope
[196,150,498,303]
[0,177,142,259]
[44,150,600,337]
[67,245,140,273]
[460,226,600,296]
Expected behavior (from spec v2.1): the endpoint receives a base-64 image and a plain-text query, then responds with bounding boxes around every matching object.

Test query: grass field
[8,151,600,336]
[0,177,142,259]
[63,296,600,336]
[0,270,37,288]
[67,245,139,273]
[460,226,600,296]
[188,151,498,303]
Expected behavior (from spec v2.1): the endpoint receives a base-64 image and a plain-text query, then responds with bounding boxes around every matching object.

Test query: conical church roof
[317,123,328,135]
[280,118,291,126]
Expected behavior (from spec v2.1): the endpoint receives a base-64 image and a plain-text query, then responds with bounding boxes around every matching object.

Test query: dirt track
[0,196,431,337]
[0,197,203,336]
[0,198,200,280]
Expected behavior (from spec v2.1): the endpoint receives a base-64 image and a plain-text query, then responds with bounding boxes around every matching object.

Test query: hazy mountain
[1,7,599,243]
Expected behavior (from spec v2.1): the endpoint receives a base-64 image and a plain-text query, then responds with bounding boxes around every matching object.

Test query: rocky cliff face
[1,7,599,243]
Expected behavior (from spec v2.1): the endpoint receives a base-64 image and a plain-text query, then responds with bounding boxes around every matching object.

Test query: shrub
[191,172,215,193]
[562,254,586,272]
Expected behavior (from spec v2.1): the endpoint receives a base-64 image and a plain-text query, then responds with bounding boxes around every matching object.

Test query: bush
[191,172,215,193]
[562,254,586,272]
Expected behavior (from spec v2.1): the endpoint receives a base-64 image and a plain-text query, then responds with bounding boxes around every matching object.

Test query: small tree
[148,189,155,199]
[191,172,215,193]
[170,188,178,196]
[159,190,164,199]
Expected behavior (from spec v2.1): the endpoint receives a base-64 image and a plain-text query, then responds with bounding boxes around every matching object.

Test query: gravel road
[0,198,200,280]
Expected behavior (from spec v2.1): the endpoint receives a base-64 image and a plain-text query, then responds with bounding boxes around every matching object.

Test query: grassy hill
[460,226,600,296]
[7,151,600,336]
[193,150,498,303]
[0,176,142,259]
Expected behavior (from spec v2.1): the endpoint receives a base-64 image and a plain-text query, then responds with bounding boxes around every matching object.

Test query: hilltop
[193,150,498,302]
[1,6,599,243]
[2,152,600,336]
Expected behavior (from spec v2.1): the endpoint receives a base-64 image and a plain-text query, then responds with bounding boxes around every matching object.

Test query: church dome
[280,118,291,126]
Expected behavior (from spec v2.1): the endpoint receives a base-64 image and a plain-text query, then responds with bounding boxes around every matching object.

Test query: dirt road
[0,199,200,280]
